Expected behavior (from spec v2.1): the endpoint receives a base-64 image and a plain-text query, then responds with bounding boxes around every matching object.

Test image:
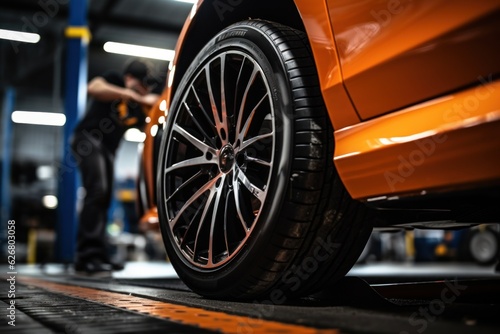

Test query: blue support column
[1,88,15,253]
[55,0,89,263]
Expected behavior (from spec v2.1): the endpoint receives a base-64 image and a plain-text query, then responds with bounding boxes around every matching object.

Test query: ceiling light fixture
[174,0,198,4]
[0,28,41,44]
[103,42,175,62]
[11,111,66,126]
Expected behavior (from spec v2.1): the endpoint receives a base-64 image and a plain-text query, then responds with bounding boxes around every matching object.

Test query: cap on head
[123,60,151,85]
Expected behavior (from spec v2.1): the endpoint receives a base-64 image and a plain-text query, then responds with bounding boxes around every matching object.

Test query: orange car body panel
[293,0,360,129]
[300,0,500,200]
[141,93,165,212]
[327,0,500,120]
[140,0,500,224]
[335,79,500,199]
[139,3,200,226]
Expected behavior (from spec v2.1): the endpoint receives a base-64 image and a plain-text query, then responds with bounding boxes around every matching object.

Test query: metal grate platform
[3,277,335,334]
[1,284,212,334]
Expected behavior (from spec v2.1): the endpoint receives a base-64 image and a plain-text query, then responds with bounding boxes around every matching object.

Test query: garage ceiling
[0,0,194,93]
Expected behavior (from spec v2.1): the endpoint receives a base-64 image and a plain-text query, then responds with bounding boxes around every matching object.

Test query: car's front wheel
[157,20,372,299]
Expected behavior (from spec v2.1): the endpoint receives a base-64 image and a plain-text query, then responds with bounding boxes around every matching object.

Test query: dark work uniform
[71,71,146,266]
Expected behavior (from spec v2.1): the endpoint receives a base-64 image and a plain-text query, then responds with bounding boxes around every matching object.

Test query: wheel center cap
[219,145,235,173]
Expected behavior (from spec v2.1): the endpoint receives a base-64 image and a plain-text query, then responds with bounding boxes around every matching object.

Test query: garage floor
[2,262,500,333]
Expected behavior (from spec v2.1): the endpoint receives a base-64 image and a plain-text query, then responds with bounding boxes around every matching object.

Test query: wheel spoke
[235,93,268,144]
[166,170,204,203]
[236,166,266,203]
[173,124,218,156]
[235,65,259,139]
[205,63,229,145]
[245,155,271,167]
[223,189,232,255]
[179,199,205,247]
[240,132,273,151]
[192,177,222,261]
[191,86,216,130]
[233,55,247,120]
[207,175,226,266]
[233,179,251,232]
[220,53,228,131]
[183,101,217,148]
[165,156,214,174]
[168,175,221,229]
[205,64,220,125]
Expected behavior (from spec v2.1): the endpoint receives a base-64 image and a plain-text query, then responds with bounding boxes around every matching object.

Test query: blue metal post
[1,88,15,253]
[56,0,89,263]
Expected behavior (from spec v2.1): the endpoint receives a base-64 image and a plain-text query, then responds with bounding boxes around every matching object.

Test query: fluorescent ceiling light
[12,111,66,126]
[103,42,175,62]
[174,0,197,3]
[124,128,146,142]
[0,28,40,44]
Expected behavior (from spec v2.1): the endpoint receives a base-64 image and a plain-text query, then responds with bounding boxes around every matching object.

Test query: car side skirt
[335,79,500,201]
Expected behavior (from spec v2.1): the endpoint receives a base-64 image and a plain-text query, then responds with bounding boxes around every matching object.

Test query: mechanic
[71,59,160,276]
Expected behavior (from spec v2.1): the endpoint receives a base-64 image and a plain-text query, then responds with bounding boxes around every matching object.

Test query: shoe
[104,260,125,271]
[74,260,113,278]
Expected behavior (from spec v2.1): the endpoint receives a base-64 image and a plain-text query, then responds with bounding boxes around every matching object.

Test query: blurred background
[0,0,194,265]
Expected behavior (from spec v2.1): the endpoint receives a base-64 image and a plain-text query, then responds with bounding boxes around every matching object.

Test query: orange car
[138,0,500,299]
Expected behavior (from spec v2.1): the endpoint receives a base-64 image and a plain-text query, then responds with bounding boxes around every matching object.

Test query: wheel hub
[219,145,236,173]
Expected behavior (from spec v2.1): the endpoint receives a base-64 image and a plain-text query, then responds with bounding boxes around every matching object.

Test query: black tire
[466,227,500,265]
[157,20,372,299]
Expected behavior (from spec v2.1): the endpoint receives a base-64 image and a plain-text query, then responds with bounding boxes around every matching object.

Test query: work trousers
[71,133,115,264]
